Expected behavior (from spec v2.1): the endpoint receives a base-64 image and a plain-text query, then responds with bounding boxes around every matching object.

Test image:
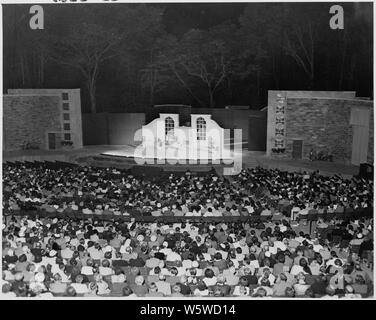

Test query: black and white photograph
[0,0,374,303]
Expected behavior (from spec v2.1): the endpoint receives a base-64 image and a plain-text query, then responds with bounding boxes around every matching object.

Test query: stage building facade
[3,89,83,151]
[266,90,373,166]
[137,113,226,161]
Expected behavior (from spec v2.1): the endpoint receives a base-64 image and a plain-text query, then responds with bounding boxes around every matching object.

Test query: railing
[3,207,373,224]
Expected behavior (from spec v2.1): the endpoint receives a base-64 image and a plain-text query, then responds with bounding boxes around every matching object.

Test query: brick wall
[266,91,357,156]
[285,98,353,162]
[7,89,83,149]
[282,98,373,164]
[3,95,62,151]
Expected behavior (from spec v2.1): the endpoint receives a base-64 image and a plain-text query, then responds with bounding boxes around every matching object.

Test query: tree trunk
[149,49,154,106]
[208,89,215,108]
[150,72,154,106]
[87,79,97,114]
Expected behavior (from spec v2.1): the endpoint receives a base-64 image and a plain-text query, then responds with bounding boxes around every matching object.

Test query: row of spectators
[2,163,373,219]
[2,214,373,298]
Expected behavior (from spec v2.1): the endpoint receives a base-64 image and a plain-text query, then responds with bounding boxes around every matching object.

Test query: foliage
[2,3,373,111]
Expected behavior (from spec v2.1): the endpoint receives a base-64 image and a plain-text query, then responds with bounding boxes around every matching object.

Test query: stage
[4,144,360,177]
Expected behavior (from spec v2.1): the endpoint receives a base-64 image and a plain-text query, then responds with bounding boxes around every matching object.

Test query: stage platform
[3,144,360,177]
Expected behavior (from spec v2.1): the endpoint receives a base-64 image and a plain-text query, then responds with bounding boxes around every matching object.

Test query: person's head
[135,275,144,286]
[253,287,267,297]
[325,285,336,296]
[239,276,249,287]
[172,285,181,294]
[280,273,287,282]
[53,273,62,282]
[26,263,36,273]
[102,259,110,268]
[66,286,77,297]
[2,283,12,294]
[14,272,24,282]
[122,286,133,297]
[86,258,94,267]
[263,268,271,277]
[18,254,27,263]
[131,267,140,276]
[170,267,178,276]
[299,258,308,267]
[197,281,207,291]
[149,282,158,293]
[285,287,295,297]
[355,274,366,284]
[278,255,285,264]
[204,268,215,279]
[304,287,315,298]
[214,252,222,260]
[334,259,343,267]
[75,274,84,284]
[153,266,161,275]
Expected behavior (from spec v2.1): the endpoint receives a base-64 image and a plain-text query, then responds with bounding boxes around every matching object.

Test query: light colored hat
[137,235,144,242]
[135,275,144,285]
[162,241,168,247]
[15,272,24,281]
[49,250,57,257]
[104,246,112,253]
[192,261,199,268]
[35,272,45,282]
[150,235,157,242]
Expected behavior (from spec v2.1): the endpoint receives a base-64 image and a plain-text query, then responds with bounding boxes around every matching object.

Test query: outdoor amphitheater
[1,2,374,300]
[2,89,374,299]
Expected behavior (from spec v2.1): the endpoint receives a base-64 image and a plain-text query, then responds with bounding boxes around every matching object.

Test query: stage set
[99,113,242,173]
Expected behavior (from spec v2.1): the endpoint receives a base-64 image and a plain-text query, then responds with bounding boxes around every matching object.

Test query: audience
[1,162,373,298]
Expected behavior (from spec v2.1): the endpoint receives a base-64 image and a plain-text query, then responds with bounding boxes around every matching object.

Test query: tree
[50,23,122,113]
[157,24,251,108]
[239,4,286,90]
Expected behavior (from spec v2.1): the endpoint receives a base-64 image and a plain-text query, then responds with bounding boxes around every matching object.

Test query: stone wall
[266,91,356,156]
[282,98,373,164]
[284,98,353,163]
[7,89,83,149]
[3,95,62,151]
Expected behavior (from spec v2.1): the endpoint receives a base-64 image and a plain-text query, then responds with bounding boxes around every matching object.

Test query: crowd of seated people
[1,162,373,298]
[2,163,373,219]
[2,214,373,298]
